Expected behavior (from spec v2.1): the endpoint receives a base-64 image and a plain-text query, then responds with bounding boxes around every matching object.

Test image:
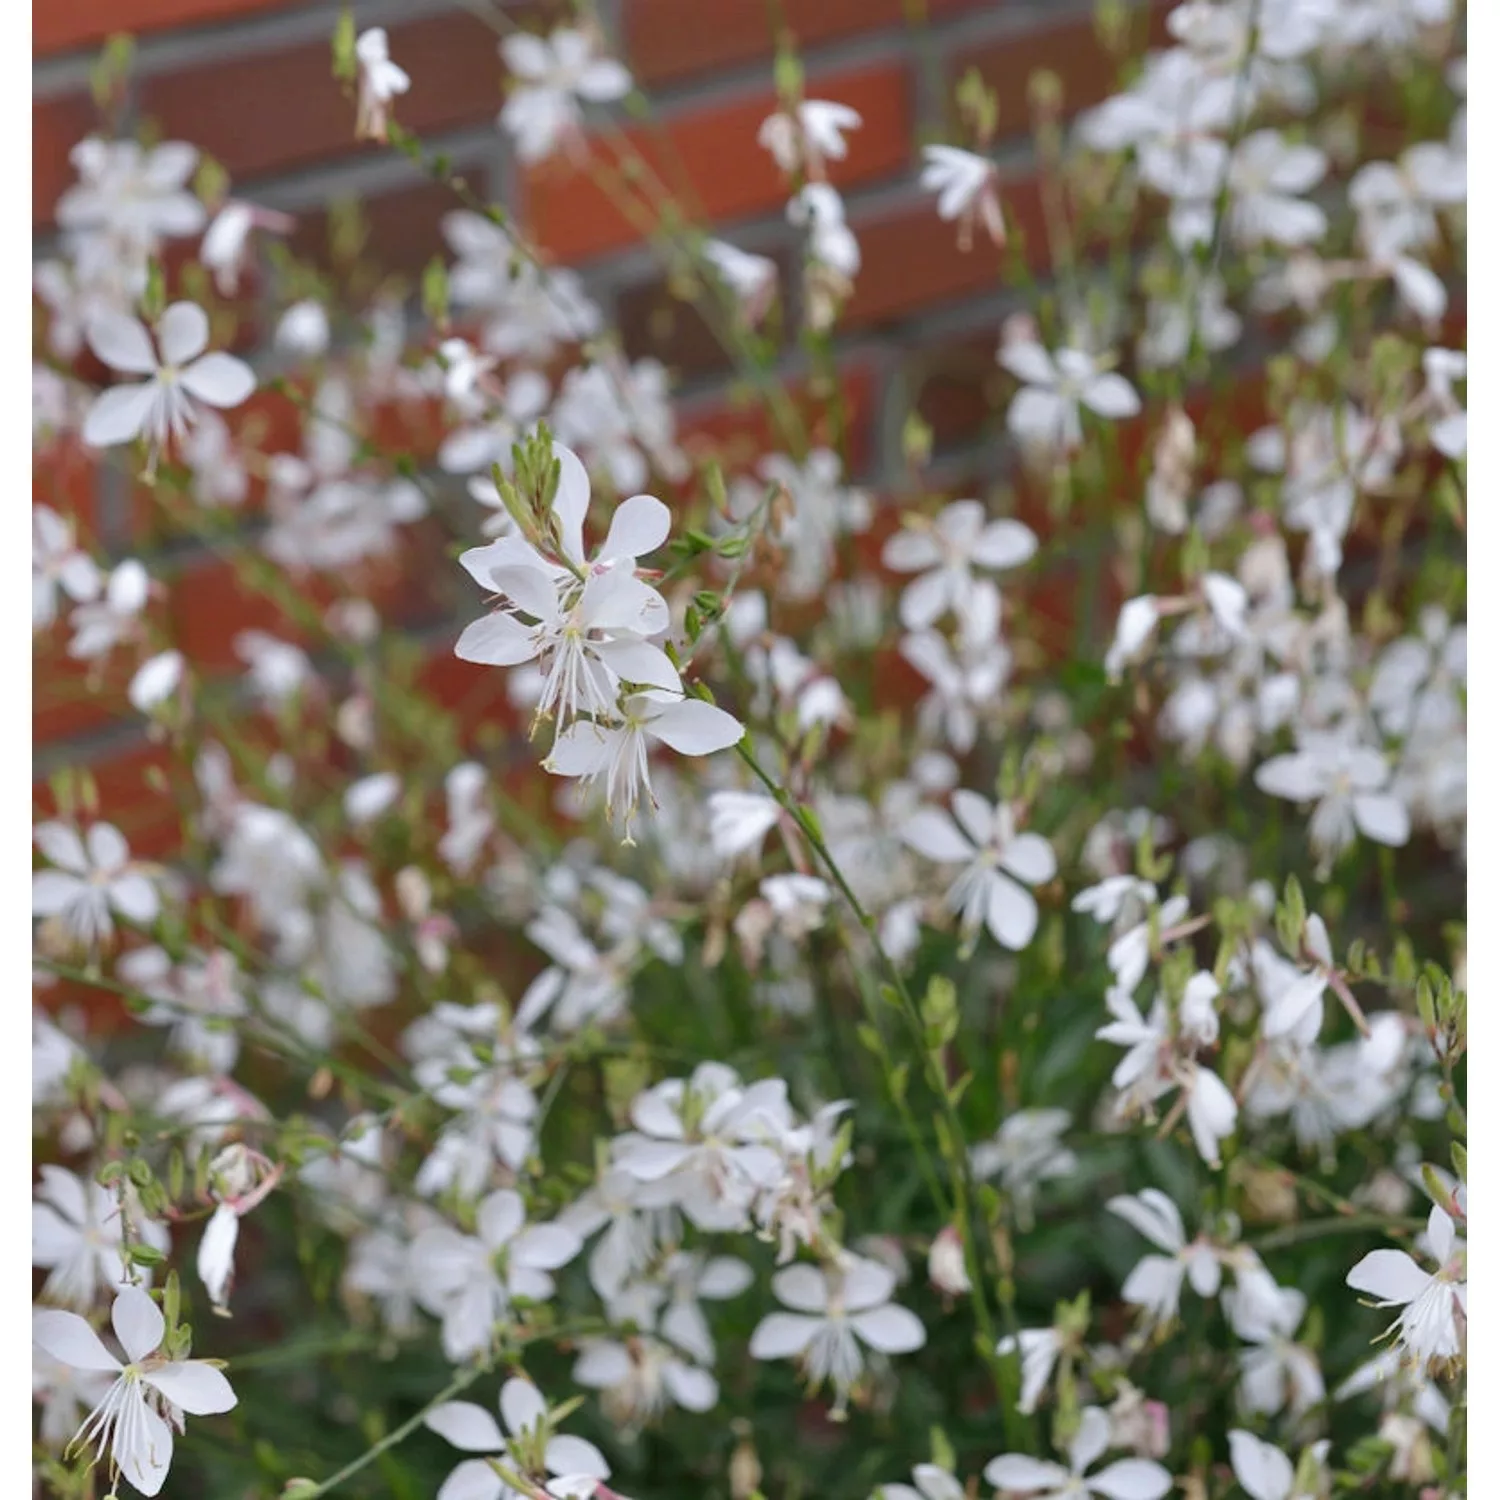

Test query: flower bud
[928,1224,971,1297]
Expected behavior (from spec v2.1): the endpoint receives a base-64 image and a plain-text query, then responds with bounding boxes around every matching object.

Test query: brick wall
[34,0,1171,831]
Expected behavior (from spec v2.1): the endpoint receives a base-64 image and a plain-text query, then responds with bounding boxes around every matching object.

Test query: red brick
[287,177,463,282]
[676,356,881,479]
[35,0,300,57]
[625,0,985,88]
[137,12,505,183]
[523,60,913,264]
[33,641,126,746]
[35,737,180,858]
[951,2,1174,132]
[34,441,103,545]
[34,93,95,225]
[845,173,1052,330]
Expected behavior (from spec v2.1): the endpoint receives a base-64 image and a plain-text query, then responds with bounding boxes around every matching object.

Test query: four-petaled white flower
[425,1376,611,1500]
[901,790,1056,951]
[82,302,255,454]
[882,500,1036,630]
[546,690,745,831]
[1255,732,1411,865]
[500,27,632,164]
[749,1256,926,1400]
[873,1462,966,1500]
[1347,1202,1467,1365]
[986,1405,1173,1500]
[1107,1188,1222,1323]
[1002,340,1142,452]
[412,1189,582,1362]
[34,821,160,949]
[33,505,100,631]
[32,1284,237,1498]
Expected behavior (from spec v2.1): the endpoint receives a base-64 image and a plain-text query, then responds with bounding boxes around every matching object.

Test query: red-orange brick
[36,0,301,57]
[523,60,914,264]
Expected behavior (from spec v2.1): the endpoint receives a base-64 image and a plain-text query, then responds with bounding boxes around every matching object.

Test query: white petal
[998,341,1056,385]
[157,302,210,367]
[950,789,995,847]
[437,1458,506,1500]
[592,637,682,691]
[32,1309,121,1372]
[477,1189,525,1249]
[1352,793,1410,847]
[180,352,256,409]
[1083,371,1142,420]
[1088,1459,1175,1500]
[455,612,537,666]
[971,519,1037,569]
[500,1377,548,1438]
[427,1400,505,1453]
[1228,1430,1293,1500]
[35,823,88,872]
[547,723,620,778]
[144,1359,238,1415]
[771,1262,829,1313]
[984,1455,1069,1492]
[551,442,591,565]
[1254,753,1323,802]
[663,1359,718,1411]
[545,1434,610,1478]
[599,494,670,560]
[901,808,971,863]
[513,1223,582,1270]
[851,1304,926,1353]
[117,1393,174,1496]
[646,699,744,756]
[112,1284,165,1362]
[87,312,158,375]
[1070,1406,1112,1472]
[985,874,1038,951]
[1347,1249,1430,1305]
[197,1203,240,1309]
[748,1311,820,1359]
[83,383,157,447]
[109,873,161,925]
[999,831,1055,886]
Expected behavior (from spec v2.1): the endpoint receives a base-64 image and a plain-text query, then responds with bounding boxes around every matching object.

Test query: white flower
[881,500,1036,630]
[354,28,410,142]
[83,302,255,454]
[985,1406,1173,1499]
[128,651,184,714]
[57,137,206,263]
[970,1109,1077,1221]
[32,1285,237,1497]
[455,442,681,728]
[749,1256,925,1400]
[1347,1203,1466,1365]
[997,1327,1062,1415]
[787,182,861,276]
[275,299,330,356]
[425,1376,610,1500]
[500,27,631,164]
[1255,732,1410,863]
[703,239,779,325]
[412,1190,581,1362]
[1228,1430,1300,1500]
[901,791,1056,951]
[707,790,782,862]
[1225,130,1328,246]
[34,821,159,949]
[1002,341,1141,452]
[920,145,1005,249]
[759,100,862,177]
[33,506,100,631]
[1226,1283,1325,1417]
[199,199,293,296]
[33,1167,168,1311]
[873,1463,966,1500]
[66,557,149,661]
[546,691,745,832]
[1107,1188,1222,1323]
[614,1066,789,1232]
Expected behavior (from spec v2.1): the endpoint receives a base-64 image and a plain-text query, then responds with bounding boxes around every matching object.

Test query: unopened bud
[928,1224,972,1297]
